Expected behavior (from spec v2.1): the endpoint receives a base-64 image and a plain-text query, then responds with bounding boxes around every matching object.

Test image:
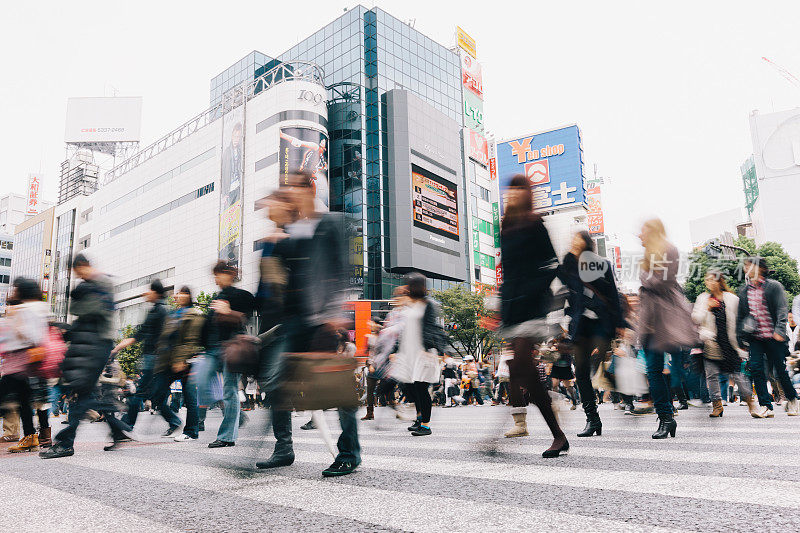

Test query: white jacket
[691,292,747,359]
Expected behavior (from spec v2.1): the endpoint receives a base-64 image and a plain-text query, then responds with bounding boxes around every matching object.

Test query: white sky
[3,0,800,250]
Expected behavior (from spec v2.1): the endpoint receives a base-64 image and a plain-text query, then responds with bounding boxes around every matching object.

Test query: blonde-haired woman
[692,270,757,418]
[637,219,697,439]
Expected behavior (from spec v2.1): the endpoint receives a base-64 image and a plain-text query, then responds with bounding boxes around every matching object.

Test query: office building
[0,233,12,313]
[10,207,55,299]
[0,192,53,235]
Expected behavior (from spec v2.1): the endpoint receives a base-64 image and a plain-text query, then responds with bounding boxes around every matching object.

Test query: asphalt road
[1,399,799,532]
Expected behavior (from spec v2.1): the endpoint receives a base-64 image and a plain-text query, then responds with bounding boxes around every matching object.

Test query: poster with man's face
[279,127,329,211]
[219,105,245,267]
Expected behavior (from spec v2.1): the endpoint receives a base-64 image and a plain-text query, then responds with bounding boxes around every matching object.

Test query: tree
[166,290,216,315]
[432,286,498,360]
[684,235,800,304]
[115,324,142,378]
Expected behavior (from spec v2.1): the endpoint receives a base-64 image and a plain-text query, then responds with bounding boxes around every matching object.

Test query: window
[478,185,491,202]
[0,274,9,284]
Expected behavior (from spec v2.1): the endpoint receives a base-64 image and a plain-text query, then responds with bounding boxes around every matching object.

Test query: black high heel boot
[577,415,602,437]
[652,417,677,439]
[542,438,569,458]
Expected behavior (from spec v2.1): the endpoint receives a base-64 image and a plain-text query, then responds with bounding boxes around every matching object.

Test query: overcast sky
[3,0,800,250]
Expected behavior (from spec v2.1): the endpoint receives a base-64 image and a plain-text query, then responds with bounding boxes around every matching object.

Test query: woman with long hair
[391,272,449,436]
[499,175,568,457]
[637,218,697,439]
[692,270,758,417]
[558,230,624,437]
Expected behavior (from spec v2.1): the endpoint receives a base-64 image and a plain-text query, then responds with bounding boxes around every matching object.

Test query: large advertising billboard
[586,184,604,234]
[219,104,245,268]
[497,125,585,214]
[412,164,459,241]
[467,129,489,166]
[463,91,484,133]
[461,52,483,98]
[456,26,477,58]
[64,97,142,143]
[279,127,329,210]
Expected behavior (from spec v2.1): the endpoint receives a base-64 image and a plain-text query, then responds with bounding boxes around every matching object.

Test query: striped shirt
[747,280,774,340]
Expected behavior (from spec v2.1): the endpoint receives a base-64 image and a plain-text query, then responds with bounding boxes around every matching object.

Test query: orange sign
[524,159,550,186]
[26,174,42,215]
[456,26,477,58]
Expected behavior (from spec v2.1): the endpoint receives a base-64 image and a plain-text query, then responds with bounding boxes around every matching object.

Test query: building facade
[10,207,55,300]
[80,64,328,330]
[0,233,12,313]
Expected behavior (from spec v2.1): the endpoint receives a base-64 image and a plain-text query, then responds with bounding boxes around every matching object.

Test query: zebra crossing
[1,403,799,532]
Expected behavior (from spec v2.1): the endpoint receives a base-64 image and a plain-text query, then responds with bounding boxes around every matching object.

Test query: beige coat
[691,291,747,359]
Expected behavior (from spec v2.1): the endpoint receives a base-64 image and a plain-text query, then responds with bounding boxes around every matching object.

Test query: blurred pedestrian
[361,317,383,420]
[256,171,360,476]
[200,261,255,448]
[146,286,205,444]
[390,272,449,436]
[114,280,168,429]
[736,257,799,417]
[499,175,568,458]
[0,278,50,452]
[558,230,624,437]
[41,254,132,458]
[691,270,757,418]
[637,219,697,439]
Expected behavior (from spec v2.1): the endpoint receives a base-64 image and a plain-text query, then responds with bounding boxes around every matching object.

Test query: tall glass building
[213,6,470,299]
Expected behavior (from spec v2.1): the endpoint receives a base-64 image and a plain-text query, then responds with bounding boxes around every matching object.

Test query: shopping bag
[276,352,358,411]
[615,350,649,396]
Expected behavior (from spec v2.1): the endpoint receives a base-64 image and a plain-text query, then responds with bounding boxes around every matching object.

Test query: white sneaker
[756,407,774,418]
[786,398,800,416]
[173,433,196,442]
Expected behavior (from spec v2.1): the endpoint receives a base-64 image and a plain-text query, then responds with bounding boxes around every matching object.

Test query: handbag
[277,352,358,411]
[223,335,262,375]
[703,339,724,360]
[31,326,67,379]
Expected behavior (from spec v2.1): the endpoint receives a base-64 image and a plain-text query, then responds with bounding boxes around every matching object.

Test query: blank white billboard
[65,97,142,143]
[750,108,800,181]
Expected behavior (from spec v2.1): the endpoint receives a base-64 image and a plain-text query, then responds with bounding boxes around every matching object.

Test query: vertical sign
[456,26,477,58]
[219,94,245,270]
[585,180,604,234]
[492,203,501,248]
[26,174,42,215]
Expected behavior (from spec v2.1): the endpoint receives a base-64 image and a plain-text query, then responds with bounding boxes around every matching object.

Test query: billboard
[64,97,142,143]
[463,91,484,133]
[412,164,459,241]
[26,174,42,215]
[467,129,489,166]
[456,26,477,58]
[279,127,329,211]
[497,125,585,214]
[460,52,483,98]
[219,104,245,268]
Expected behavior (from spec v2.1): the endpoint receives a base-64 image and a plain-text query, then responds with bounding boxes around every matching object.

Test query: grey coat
[637,243,698,352]
[736,277,788,345]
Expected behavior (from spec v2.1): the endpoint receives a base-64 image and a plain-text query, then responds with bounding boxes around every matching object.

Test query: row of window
[114,267,175,295]
[98,183,215,243]
[99,148,216,215]
[474,251,496,270]
[0,274,9,284]
[473,218,493,236]
[0,257,11,267]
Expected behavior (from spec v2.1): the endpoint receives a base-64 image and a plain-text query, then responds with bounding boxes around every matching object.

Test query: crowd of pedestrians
[2,171,800,473]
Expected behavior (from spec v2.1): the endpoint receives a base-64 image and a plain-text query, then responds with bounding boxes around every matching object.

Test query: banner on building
[467,129,489,166]
[460,52,483,98]
[586,182,604,234]
[26,174,42,215]
[279,127,329,211]
[219,102,245,268]
[456,26,477,58]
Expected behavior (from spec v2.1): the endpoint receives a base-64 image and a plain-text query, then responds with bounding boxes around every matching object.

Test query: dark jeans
[643,349,673,420]
[573,326,611,420]
[410,381,433,423]
[258,332,293,457]
[122,354,158,427]
[749,338,797,409]
[376,378,396,405]
[463,387,484,405]
[55,391,132,448]
[0,373,36,436]
[151,369,199,438]
[365,376,378,411]
[495,381,510,403]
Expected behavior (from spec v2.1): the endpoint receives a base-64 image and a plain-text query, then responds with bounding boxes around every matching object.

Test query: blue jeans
[749,338,797,409]
[151,369,199,438]
[668,351,688,390]
[643,350,674,420]
[200,348,240,442]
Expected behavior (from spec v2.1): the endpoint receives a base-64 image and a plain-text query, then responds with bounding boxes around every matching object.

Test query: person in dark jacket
[558,230,624,438]
[199,261,255,448]
[255,171,360,477]
[736,257,799,417]
[499,175,568,458]
[41,254,132,459]
[114,280,168,429]
[148,286,205,443]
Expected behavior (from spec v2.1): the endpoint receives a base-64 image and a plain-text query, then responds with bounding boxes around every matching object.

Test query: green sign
[492,203,501,248]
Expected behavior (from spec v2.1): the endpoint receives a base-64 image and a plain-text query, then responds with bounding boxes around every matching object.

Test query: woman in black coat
[499,175,568,458]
